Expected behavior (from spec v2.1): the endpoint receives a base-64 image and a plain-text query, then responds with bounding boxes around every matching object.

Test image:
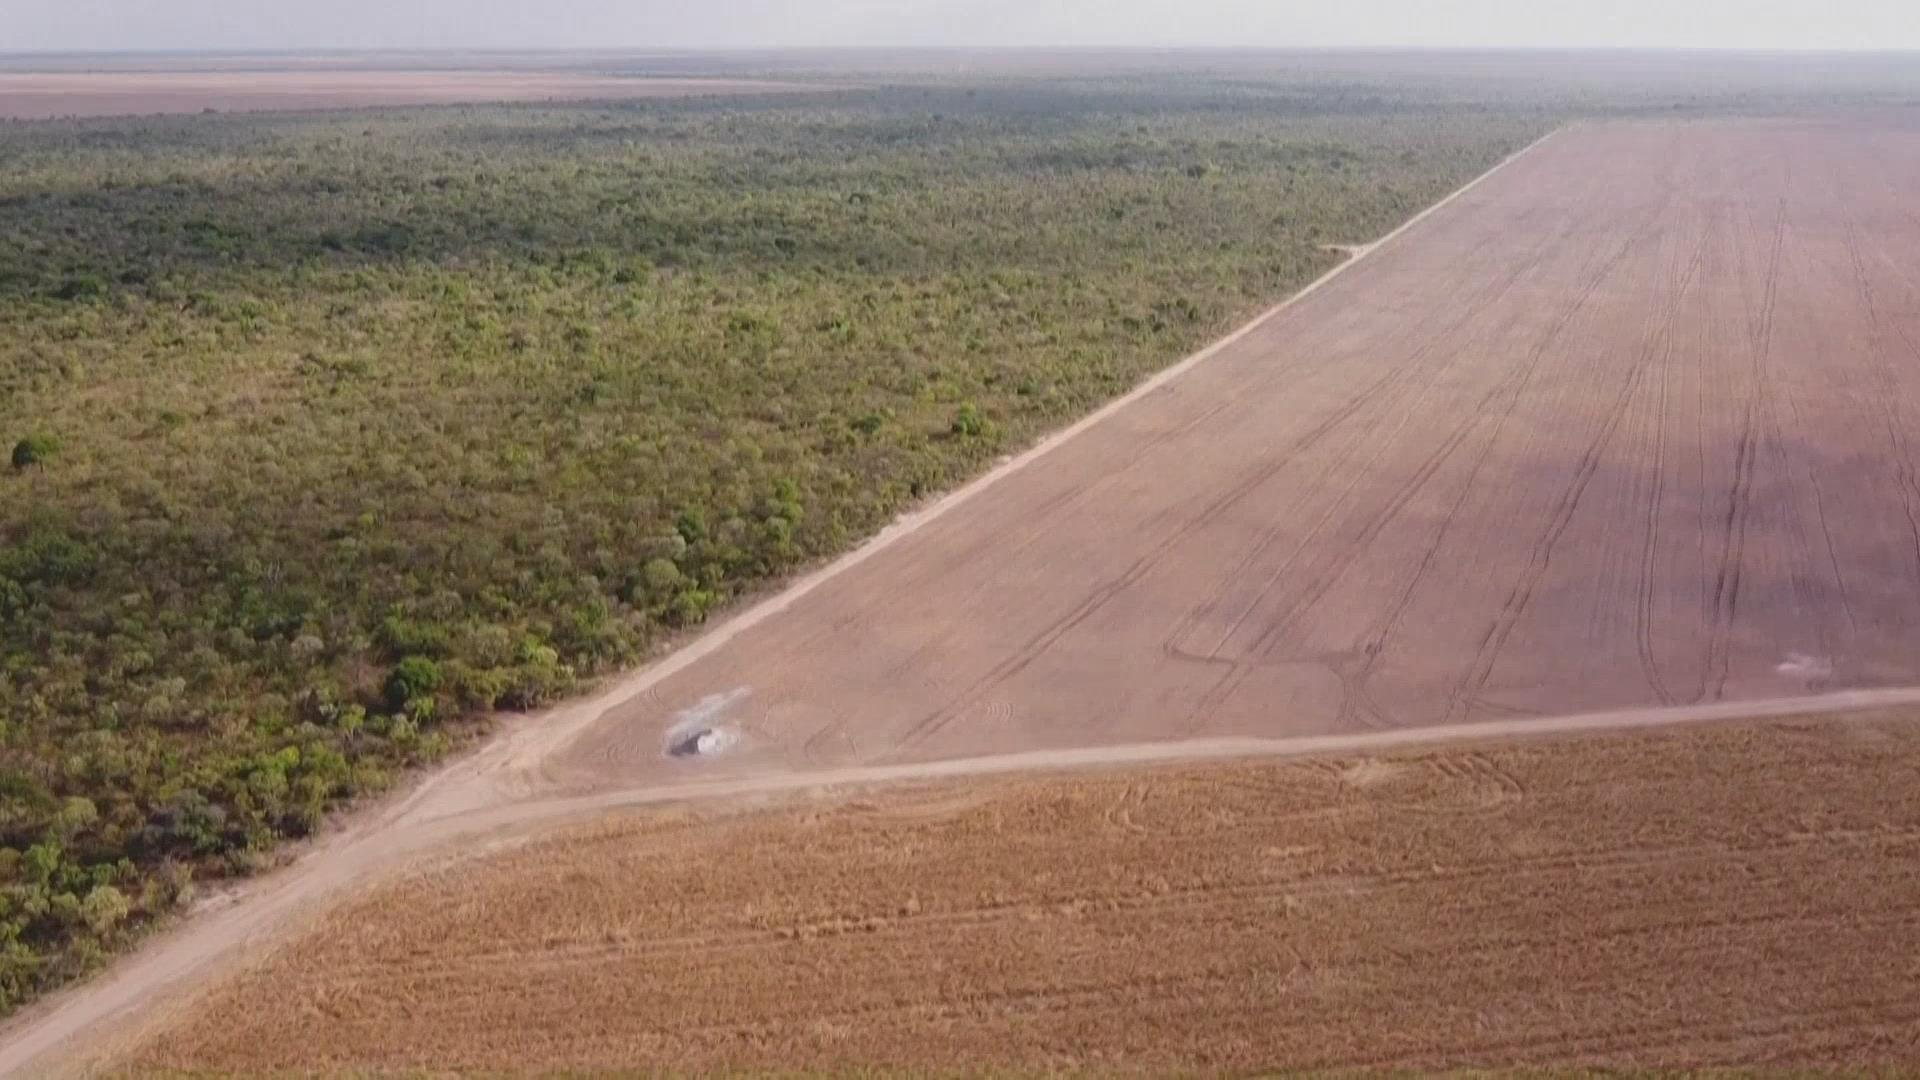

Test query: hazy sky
[5,0,1918,53]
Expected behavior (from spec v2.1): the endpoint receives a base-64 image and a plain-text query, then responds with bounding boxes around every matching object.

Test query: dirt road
[13,115,1920,1072]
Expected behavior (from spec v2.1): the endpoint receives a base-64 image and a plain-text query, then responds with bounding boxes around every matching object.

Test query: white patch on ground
[663,687,751,759]
[1776,653,1833,681]
[692,727,740,756]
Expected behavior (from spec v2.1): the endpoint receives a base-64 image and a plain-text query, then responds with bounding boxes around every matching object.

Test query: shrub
[377,615,451,658]
[52,275,106,302]
[674,508,708,545]
[384,657,444,711]
[640,557,684,601]
[10,435,58,470]
[951,403,988,438]
[79,886,129,936]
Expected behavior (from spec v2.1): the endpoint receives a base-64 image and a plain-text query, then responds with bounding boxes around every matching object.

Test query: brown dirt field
[534,115,1920,796]
[123,716,1920,1073]
[0,72,827,120]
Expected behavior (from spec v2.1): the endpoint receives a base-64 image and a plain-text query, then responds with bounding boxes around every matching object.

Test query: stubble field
[124,715,1920,1073]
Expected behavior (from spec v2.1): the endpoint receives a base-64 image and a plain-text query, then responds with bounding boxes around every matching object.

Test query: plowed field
[126,716,1920,1073]
[0,72,826,119]
[539,116,1920,794]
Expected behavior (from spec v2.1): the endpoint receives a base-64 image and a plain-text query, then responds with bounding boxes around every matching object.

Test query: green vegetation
[0,77,1547,1006]
[8,435,58,470]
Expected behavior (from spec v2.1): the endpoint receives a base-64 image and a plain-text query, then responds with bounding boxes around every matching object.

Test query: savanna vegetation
[0,75,1552,1007]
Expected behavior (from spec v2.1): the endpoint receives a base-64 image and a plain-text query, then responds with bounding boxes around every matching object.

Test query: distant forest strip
[0,78,1546,1008]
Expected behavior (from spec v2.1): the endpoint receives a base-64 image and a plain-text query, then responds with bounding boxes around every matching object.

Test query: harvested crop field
[536,114,1920,794]
[0,71,827,119]
[124,715,1920,1073]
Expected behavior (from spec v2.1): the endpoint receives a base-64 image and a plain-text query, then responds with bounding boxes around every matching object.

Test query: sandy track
[0,72,829,120]
[12,116,1920,1072]
[129,717,1920,1072]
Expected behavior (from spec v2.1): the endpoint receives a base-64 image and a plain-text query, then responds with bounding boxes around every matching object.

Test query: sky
[4,0,1918,53]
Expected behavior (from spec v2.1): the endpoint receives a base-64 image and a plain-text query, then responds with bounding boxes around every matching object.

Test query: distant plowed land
[0,72,831,119]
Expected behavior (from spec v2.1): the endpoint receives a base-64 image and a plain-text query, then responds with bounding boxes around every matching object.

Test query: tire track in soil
[1437,198,1681,724]
[1633,201,1713,707]
[296,833,1920,980]
[1156,207,1567,666]
[805,214,1527,666]
[811,395,1243,659]
[1843,214,1920,593]
[1442,348,1644,722]
[1444,140,1731,723]
[1211,217,1613,660]
[886,277,1521,753]
[1745,171,1841,690]
[878,144,1578,754]
[1180,214,1652,731]
[1338,992,1920,1071]
[1702,190,1785,703]
[1326,272,1602,730]
[889,179,1568,755]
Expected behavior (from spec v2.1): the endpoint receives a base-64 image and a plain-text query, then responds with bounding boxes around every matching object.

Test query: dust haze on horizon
[5,0,1919,54]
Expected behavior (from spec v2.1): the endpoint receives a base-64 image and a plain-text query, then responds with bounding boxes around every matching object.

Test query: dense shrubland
[0,77,1546,1005]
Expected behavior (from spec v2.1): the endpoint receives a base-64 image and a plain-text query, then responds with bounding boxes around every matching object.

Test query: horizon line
[6,44,1920,58]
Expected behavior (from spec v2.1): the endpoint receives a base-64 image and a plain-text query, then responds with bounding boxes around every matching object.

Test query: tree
[384,657,444,711]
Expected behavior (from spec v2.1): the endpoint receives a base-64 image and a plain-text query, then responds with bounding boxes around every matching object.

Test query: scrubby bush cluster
[0,76,1544,1006]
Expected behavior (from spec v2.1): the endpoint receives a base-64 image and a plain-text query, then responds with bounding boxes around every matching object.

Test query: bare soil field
[124,716,1920,1073]
[0,71,826,119]
[527,114,1920,795]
